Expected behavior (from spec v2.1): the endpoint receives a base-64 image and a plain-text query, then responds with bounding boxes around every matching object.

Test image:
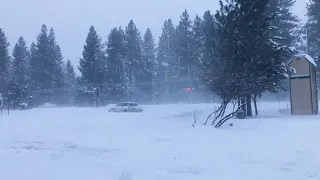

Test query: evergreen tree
[202,10,217,71]
[30,24,56,91]
[155,19,177,103]
[29,42,39,90]
[307,0,320,57]
[106,27,129,102]
[267,0,301,50]
[0,28,11,93]
[48,28,66,104]
[65,60,76,84]
[192,15,204,67]
[191,15,206,101]
[64,59,76,104]
[27,25,68,105]
[203,0,293,126]
[11,36,30,107]
[79,25,106,87]
[141,28,155,102]
[124,20,144,101]
[175,9,193,79]
[29,25,67,105]
[48,28,65,89]
[36,24,51,90]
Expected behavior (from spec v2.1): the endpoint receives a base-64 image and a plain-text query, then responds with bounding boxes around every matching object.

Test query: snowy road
[0,103,319,180]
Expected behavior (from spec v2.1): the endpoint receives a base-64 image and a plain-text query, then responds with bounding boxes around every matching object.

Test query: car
[108,102,143,112]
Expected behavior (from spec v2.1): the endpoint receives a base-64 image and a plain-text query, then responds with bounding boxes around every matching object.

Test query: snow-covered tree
[191,15,206,101]
[124,20,144,101]
[28,42,39,90]
[64,59,76,105]
[32,25,51,90]
[79,25,106,87]
[12,36,29,86]
[267,0,301,49]
[28,25,67,105]
[0,28,11,93]
[175,10,193,79]
[11,36,30,107]
[202,10,216,69]
[141,28,155,103]
[192,15,204,68]
[48,28,65,89]
[307,0,320,57]
[203,0,293,127]
[155,19,177,103]
[48,28,67,104]
[105,27,129,102]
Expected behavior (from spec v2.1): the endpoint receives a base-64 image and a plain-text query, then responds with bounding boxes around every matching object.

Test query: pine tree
[124,20,144,101]
[267,0,300,50]
[11,36,30,107]
[307,0,320,57]
[64,59,76,105]
[29,25,66,105]
[203,0,293,126]
[29,42,39,90]
[0,28,11,94]
[48,28,65,89]
[12,36,30,85]
[202,10,217,71]
[65,60,76,84]
[175,9,193,79]
[155,19,177,103]
[106,27,129,102]
[30,24,58,92]
[79,25,106,87]
[141,28,155,103]
[191,15,206,101]
[192,15,204,67]
[37,24,51,89]
[48,28,67,104]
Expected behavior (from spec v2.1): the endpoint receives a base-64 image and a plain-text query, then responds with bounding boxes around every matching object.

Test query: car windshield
[116,103,129,106]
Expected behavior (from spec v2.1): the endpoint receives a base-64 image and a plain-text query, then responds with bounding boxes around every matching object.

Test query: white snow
[0,102,320,180]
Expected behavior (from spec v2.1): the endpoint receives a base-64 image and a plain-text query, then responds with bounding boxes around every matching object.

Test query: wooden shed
[288,54,318,115]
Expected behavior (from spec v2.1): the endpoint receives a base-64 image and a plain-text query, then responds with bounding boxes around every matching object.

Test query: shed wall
[290,77,312,115]
[290,58,310,75]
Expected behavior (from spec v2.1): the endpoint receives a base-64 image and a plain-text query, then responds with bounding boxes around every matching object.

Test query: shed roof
[288,54,317,67]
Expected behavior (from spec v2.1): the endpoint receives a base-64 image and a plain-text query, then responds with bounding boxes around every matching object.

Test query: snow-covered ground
[0,102,319,180]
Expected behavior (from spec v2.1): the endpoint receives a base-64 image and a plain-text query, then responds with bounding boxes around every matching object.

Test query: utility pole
[93,57,98,108]
[7,90,10,115]
[306,27,309,54]
[188,65,192,104]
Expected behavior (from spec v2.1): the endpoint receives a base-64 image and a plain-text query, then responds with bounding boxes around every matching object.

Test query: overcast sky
[0,0,309,73]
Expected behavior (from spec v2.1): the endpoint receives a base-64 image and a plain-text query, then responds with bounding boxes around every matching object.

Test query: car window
[131,103,138,106]
[116,103,129,106]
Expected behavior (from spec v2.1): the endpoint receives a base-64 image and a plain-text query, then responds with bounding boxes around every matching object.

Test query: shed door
[291,78,312,115]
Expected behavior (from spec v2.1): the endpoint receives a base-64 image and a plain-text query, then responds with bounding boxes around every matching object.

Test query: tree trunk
[253,95,258,116]
[246,94,252,117]
[241,97,246,113]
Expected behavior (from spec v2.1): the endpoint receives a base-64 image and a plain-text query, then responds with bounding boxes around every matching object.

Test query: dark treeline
[0,0,319,120]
